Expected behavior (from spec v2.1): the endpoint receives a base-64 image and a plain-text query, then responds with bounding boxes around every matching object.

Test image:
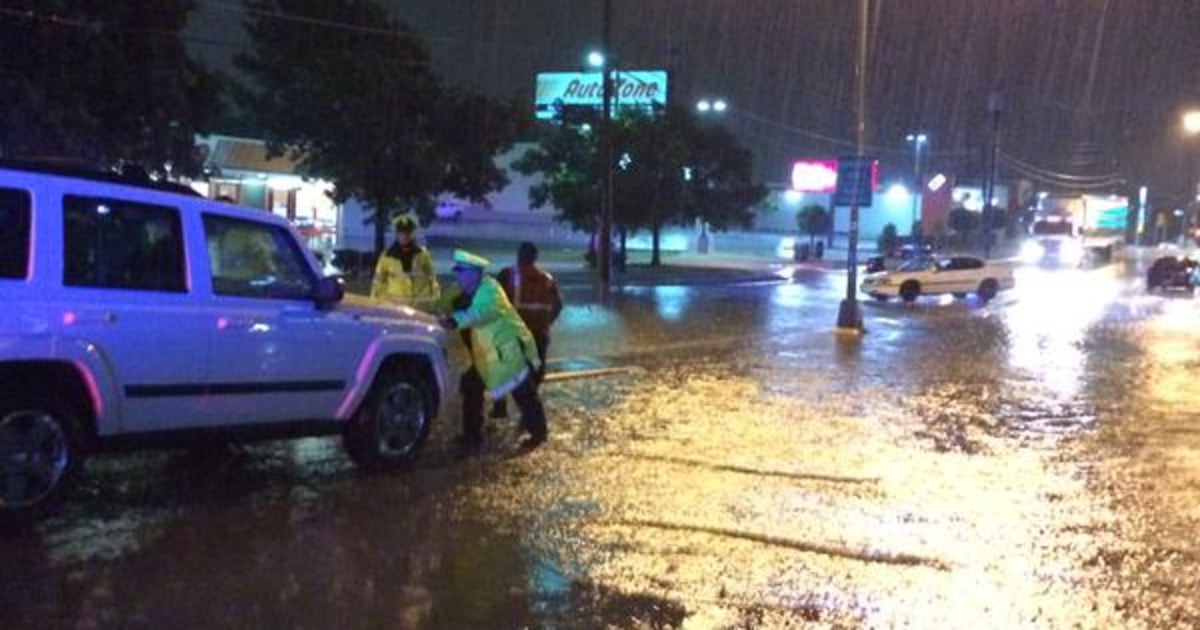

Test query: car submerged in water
[861,255,1015,303]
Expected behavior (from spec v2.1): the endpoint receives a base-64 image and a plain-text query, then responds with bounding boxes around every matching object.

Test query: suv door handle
[67,311,117,325]
[216,316,258,330]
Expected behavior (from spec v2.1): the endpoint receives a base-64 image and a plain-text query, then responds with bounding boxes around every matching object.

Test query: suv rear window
[63,196,186,292]
[0,188,32,279]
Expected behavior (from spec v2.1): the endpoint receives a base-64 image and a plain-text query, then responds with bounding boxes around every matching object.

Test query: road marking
[544,366,645,383]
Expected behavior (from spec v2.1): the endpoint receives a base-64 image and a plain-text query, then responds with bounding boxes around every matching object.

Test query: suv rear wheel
[899,280,921,303]
[344,368,432,471]
[0,390,83,522]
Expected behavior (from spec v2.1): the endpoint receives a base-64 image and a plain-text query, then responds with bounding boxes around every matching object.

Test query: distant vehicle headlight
[1020,240,1044,263]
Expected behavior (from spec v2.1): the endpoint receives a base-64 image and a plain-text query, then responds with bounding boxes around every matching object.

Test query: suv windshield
[1032,220,1073,236]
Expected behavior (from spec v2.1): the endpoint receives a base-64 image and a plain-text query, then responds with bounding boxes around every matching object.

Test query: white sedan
[860,256,1015,303]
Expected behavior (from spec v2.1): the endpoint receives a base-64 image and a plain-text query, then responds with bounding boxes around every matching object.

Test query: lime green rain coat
[370,246,439,308]
[451,276,541,400]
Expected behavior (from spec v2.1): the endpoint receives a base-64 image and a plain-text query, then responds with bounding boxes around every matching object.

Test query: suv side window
[0,187,32,279]
[63,195,186,292]
[203,214,315,300]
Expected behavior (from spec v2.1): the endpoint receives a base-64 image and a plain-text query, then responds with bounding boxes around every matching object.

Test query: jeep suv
[0,161,449,521]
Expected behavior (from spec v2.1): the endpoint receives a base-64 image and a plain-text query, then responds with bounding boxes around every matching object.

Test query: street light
[586,50,606,69]
[696,98,728,115]
[1183,110,1200,135]
[905,132,928,237]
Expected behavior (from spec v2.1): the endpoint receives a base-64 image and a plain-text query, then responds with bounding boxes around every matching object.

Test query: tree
[236,0,520,253]
[797,204,831,246]
[948,207,979,247]
[512,111,604,234]
[0,1,222,174]
[877,223,900,255]
[682,122,766,238]
[516,105,765,266]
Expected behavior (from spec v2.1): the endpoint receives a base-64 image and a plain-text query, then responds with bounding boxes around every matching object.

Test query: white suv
[0,162,449,521]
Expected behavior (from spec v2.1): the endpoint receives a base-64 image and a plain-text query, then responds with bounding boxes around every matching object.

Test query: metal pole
[837,0,868,331]
[911,139,921,235]
[598,0,613,287]
[982,93,1001,258]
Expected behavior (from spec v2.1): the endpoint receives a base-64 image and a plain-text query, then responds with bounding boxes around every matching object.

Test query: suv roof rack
[0,158,202,198]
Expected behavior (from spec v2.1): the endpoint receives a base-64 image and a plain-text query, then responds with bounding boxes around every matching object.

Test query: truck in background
[1021,194,1128,267]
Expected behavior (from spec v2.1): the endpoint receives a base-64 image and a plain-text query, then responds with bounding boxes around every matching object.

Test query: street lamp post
[597,0,614,288]
[1181,111,1200,246]
[905,133,927,238]
[694,98,728,255]
[836,0,869,332]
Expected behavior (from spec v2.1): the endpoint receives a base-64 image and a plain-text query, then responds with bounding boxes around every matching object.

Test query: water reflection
[1005,267,1118,400]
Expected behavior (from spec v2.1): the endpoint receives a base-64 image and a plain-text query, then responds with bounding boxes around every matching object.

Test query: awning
[208,138,298,174]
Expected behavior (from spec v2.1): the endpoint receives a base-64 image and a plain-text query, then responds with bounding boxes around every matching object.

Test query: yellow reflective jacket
[450,277,541,400]
[370,244,439,307]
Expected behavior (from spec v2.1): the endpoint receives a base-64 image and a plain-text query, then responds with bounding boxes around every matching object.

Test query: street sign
[832,156,876,207]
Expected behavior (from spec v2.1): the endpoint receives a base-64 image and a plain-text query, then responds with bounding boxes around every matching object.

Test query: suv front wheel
[0,390,83,522]
[344,368,432,471]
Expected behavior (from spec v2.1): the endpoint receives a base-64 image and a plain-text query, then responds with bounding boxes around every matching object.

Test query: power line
[999,151,1121,182]
[999,153,1124,189]
[730,107,977,158]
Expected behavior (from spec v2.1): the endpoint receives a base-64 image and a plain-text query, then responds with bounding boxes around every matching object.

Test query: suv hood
[338,293,440,326]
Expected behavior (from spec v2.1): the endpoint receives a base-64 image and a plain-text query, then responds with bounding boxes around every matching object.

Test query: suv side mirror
[314,276,344,309]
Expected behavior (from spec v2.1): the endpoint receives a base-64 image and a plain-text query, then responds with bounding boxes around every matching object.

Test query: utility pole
[982,90,1002,259]
[598,0,614,288]
[836,0,869,332]
[906,132,927,236]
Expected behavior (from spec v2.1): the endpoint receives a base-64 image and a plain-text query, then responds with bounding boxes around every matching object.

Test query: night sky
[188,0,1200,202]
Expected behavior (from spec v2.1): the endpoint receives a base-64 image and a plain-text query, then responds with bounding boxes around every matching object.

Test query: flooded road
[5,258,1200,628]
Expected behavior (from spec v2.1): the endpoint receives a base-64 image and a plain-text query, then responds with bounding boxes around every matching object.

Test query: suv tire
[899,280,921,303]
[344,367,432,471]
[0,389,84,523]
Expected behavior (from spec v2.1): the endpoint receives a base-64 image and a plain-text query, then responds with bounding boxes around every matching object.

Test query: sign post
[837,0,871,333]
[835,156,874,332]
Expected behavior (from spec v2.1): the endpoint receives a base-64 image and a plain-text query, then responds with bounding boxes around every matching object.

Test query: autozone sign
[535,71,668,120]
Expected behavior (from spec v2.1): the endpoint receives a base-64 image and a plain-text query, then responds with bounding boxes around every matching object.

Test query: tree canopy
[236,0,521,253]
[515,105,765,265]
[0,1,222,174]
[797,204,831,244]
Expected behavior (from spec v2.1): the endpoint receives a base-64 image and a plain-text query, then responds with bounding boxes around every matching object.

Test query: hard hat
[393,215,417,233]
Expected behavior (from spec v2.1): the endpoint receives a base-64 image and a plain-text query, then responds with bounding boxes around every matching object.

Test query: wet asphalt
[4,257,1200,629]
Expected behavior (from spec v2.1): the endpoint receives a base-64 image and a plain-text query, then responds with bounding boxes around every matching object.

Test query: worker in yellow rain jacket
[370,215,439,308]
[439,249,546,454]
